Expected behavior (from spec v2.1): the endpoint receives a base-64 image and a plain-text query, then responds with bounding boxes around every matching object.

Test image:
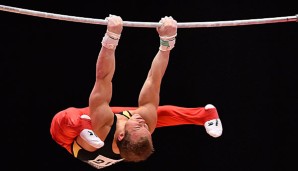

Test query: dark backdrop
[1,1,297,171]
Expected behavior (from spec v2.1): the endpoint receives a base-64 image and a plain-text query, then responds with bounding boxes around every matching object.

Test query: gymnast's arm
[89,15,123,139]
[131,17,177,133]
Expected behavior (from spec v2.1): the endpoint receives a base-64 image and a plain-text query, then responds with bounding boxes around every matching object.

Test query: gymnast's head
[116,114,154,162]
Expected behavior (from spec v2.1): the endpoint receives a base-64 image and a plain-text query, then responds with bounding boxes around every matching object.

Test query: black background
[1,1,297,171]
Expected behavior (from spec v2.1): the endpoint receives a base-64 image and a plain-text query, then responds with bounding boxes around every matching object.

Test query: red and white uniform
[50,105,221,154]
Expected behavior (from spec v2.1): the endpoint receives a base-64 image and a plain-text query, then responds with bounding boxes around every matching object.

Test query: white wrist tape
[159,33,177,51]
[106,30,121,39]
[101,31,121,50]
[159,33,177,41]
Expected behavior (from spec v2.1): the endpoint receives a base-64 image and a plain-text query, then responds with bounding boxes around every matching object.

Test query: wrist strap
[159,33,177,51]
[101,31,121,50]
[159,33,177,41]
[159,39,176,51]
[106,30,121,39]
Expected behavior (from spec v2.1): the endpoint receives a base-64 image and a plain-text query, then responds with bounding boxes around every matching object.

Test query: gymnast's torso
[71,111,133,169]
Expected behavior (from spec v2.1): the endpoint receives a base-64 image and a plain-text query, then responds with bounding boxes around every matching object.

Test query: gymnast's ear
[117,132,125,141]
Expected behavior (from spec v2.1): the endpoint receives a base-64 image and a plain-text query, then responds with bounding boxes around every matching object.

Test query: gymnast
[50,15,222,169]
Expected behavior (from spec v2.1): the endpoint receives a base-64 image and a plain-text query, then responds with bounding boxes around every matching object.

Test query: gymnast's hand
[106,14,123,35]
[157,16,177,38]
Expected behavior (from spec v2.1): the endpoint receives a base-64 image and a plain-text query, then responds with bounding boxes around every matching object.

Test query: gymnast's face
[125,114,150,138]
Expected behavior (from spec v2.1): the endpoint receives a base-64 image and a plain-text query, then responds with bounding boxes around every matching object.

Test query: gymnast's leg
[111,104,223,137]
